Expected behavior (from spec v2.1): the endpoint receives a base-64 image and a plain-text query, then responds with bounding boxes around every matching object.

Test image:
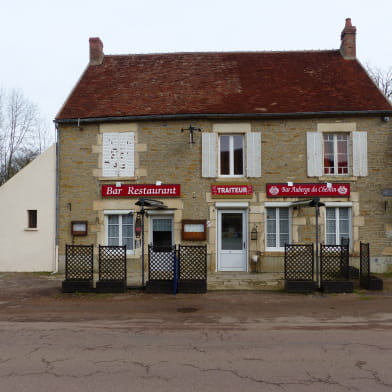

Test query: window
[27,210,37,228]
[325,207,351,245]
[202,131,261,178]
[105,212,134,253]
[266,207,290,250]
[307,129,367,177]
[323,134,349,175]
[219,135,244,176]
[102,132,134,177]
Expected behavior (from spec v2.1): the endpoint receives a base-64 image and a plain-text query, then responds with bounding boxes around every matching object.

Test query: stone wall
[58,116,392,273]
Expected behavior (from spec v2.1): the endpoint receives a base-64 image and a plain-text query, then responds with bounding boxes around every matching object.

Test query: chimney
[89,37,104,65]
[340,18,356,59]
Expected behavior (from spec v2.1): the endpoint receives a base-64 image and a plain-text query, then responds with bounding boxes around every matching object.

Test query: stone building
[55,18,392,282]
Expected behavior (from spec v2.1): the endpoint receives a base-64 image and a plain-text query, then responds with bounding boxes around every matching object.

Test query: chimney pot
[89,37,104,65]
[340,18,356,59]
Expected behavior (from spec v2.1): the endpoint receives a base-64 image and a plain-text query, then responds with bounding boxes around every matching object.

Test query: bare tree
[0,88,52,184]
[366,64,392,101]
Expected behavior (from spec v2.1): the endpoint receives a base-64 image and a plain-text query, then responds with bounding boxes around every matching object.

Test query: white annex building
[0,145,56,272]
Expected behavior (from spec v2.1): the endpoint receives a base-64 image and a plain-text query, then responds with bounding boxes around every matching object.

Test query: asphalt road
[0,273,392,391]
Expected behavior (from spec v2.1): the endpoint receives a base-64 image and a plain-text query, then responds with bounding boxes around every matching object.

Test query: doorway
[217,210,247,271]
[149,215,174,248]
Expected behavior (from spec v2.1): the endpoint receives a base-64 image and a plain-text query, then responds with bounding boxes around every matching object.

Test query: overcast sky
[1,0,391,128]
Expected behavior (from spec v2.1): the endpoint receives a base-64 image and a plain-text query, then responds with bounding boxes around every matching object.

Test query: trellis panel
[284,244,314,281]
[65,245,94,280]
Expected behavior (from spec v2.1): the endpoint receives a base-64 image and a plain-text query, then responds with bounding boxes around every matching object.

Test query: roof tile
[56,50,392,120]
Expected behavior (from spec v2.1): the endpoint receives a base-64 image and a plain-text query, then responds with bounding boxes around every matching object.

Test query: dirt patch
[1,272,392,325]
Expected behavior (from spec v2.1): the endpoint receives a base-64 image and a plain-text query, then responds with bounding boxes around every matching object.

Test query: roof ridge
[103,49,341,57]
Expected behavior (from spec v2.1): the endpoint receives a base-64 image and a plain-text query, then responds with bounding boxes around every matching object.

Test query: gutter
[54,110,392,125]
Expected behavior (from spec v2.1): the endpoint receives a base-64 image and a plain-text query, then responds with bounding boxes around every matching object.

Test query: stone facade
[57,115,392,273]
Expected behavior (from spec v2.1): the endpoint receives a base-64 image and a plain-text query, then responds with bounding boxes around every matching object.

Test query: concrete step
[107,272,285,291]
[207,272,284,291]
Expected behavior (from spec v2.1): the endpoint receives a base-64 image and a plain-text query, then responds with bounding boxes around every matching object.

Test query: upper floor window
[102,132,134,177]
[202,129,261,178]
[323,134,349,175]
[307,128,367,177]
[219,135,244,176]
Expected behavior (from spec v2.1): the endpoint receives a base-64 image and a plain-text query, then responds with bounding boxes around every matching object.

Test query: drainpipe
[52,126,60,274]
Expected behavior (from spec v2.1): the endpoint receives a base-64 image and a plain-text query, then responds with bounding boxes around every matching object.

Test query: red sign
[266,183,350,197]
[102,184,181,197]
[211,184,253,196]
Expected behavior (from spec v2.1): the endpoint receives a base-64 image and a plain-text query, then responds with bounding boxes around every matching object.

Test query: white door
[218,210,247,271]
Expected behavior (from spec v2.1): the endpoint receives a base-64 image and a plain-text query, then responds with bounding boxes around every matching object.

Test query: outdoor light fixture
[134,213,142,239]
[251,226,258,240]
[181,124,201,144]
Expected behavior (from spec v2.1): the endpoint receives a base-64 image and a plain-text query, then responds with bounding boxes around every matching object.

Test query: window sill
[99,176,137,181]
[215,177,247,182]
[318,176,358,181]
[24,228,38,231]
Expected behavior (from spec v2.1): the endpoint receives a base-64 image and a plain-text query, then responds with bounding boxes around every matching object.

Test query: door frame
[217,209,248,272]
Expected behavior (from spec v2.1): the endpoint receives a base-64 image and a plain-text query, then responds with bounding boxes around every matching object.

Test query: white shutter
[118,132,135,177]
[102,133,120,177]
[352,131,368,176]
[246,132,261,177]
[202,133,217,177]
[307,132,323,176]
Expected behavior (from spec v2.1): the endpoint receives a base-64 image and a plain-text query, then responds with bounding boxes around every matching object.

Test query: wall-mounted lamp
[251,226,258,240]
[181,124,201,144]
[134,213,142,239]
[382,116,390,123]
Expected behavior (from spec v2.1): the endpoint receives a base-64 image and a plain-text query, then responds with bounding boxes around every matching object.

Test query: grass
[358,295,377,300]
[70,291,114,299]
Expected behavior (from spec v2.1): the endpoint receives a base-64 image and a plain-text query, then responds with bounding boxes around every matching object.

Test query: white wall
[0,145,56,271]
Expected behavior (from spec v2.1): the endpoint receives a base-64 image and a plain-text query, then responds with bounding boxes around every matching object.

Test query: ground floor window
[105,211,134,253]
[325,207,351,245]
[27,209,38,228]
[266,207,290,251]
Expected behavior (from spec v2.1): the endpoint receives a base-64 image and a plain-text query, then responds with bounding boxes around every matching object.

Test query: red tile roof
[56,50,391,120]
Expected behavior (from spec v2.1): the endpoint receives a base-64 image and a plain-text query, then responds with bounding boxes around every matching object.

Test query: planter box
[321,280,354,293]
[178,280,207,293]
[285,280,316,293]
[348,266,359,279]
[62,279,93,293]
[360,276,383,291]
[96,280,127,293]
[146,279,207,294]
[146,280,174,294]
